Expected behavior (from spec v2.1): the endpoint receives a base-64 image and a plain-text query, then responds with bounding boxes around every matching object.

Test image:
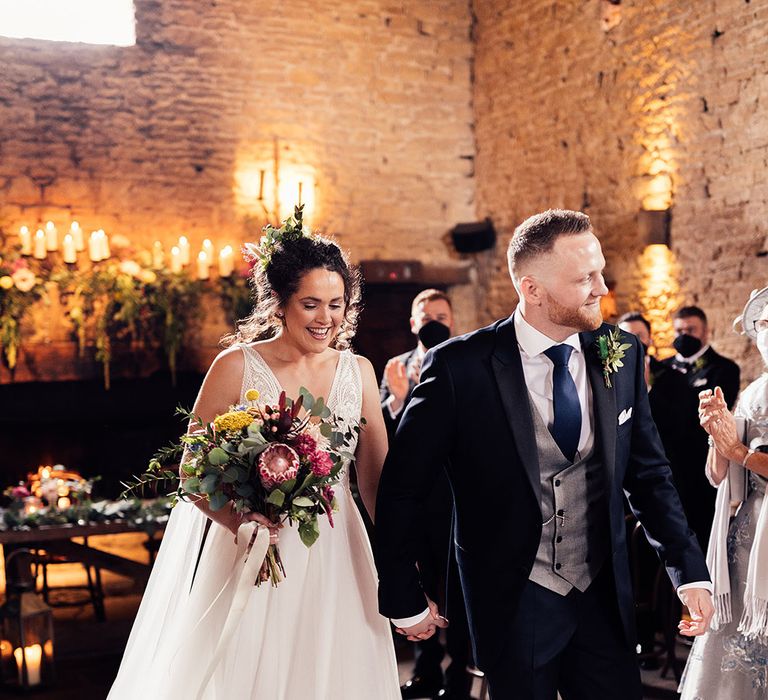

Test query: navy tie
[543,344,582,462]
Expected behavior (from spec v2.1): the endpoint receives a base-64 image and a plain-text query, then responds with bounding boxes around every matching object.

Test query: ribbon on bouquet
[190,522,271,700]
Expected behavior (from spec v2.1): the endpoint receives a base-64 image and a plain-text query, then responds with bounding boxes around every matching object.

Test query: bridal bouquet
[123,388,361,586]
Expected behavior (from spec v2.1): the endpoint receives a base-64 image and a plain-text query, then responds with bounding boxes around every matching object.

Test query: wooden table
[0,520,166,590]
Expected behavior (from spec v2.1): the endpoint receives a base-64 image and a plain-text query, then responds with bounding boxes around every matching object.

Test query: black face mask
[673,334,702,358]
[418,320,451,349]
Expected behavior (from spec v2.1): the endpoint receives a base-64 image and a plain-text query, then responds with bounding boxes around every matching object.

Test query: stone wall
[473,0,768,382]
[0,0,476,380]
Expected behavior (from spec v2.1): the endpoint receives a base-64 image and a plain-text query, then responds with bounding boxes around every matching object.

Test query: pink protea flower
[293,432,317,458]
[310,449,333,478]
[258,443,300,489]
[11,485,31,500]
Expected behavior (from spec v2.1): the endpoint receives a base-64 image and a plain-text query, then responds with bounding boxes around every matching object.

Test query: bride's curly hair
[221,235,362,349]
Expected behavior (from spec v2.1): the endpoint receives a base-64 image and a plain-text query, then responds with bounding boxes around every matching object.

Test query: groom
[375,209,713,699]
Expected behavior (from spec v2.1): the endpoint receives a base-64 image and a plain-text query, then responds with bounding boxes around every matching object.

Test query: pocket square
[692,377,708,388]
[618,407,633,425]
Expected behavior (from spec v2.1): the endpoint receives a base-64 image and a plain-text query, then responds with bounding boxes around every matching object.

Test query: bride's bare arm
[181,347,246,535]
[354,356,389,522]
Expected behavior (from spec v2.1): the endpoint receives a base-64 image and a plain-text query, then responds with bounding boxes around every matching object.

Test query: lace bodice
[238,345,363,482]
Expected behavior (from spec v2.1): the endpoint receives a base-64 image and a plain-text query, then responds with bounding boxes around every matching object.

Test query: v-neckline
[248,345,344,409]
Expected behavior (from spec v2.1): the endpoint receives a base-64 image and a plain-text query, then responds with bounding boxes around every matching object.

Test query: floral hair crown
[243,204,310,270]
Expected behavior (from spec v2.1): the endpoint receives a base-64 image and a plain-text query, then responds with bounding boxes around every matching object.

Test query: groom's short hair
[507,209,592,282]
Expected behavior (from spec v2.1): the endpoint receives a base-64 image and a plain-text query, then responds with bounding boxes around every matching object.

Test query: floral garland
[0,250,47,371]
[0,236,243,388]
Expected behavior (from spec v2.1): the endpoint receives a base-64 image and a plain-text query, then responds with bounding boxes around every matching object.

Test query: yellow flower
[0,276,13,290]
[213,410,253,432]
[245,389,260,402]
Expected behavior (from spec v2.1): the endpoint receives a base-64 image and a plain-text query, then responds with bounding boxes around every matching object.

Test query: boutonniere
[694,356,708,372]
[596,328,632,388]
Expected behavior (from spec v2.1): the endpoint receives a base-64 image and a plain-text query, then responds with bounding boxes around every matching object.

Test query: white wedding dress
[108,346,400,699]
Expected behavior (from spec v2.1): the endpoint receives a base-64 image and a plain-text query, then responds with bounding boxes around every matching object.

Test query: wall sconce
[639,208,671,247]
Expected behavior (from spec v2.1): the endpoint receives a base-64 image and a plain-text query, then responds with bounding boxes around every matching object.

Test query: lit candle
[62,234,77,263]
[19,226,32,255]
[14,644,42,686]
[88,232,102,262]
[170,246,182,273]
[99,230,110,259]
[70,221,84,251]
[178,236,190,265]
[45,221,58,251]
[202,238,214,262]
[218,245,234,277]
[197,251,209,280]
[152,241,164,270]
[57,496,71,509]
[33,229,47,259]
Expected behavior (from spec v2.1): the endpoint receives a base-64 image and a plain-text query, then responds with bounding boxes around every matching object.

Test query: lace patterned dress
[679,375,768,699]
[108,346,400,700]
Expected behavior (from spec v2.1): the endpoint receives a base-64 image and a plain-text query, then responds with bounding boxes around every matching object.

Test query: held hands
[395,597,449,642]
[678,587,714,637]
[699,387,741,461]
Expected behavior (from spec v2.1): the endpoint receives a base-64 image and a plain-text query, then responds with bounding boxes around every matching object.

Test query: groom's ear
[519,275,543,306]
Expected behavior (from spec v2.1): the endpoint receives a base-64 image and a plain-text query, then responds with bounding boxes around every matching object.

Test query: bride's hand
[235,511,282,545]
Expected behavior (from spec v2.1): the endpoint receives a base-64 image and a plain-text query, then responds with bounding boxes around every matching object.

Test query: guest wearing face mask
[380,289,472,700]
[618,312,699,665]
[679,288,768,700]
[663,305,741,551]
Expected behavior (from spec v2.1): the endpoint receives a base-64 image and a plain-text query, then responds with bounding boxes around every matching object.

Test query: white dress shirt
[391,312,709,629]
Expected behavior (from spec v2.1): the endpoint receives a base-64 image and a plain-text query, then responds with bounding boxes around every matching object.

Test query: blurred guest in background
[380,289,472,700]
[663,305,741,550]
[618,312,698,665]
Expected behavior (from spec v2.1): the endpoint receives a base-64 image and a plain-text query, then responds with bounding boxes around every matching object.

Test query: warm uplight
[642,173,673,211]
[635,244,681,358]
[0,0,136,47]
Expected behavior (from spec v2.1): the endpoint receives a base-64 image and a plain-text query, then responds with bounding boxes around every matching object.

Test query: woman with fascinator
[108,207,400,699]
[679,287,768,698]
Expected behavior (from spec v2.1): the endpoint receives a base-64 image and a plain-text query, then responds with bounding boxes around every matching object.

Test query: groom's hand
[678,587,714,636]
[395,597,449,642]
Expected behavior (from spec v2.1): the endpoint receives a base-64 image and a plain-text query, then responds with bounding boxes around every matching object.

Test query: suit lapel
[580,328,617,490]
[491,317,541,506]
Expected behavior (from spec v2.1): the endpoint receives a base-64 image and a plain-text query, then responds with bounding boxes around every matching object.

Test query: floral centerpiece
[123,387,362,586]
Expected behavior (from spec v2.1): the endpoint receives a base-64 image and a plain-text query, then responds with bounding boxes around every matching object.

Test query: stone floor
[0,533,684,699]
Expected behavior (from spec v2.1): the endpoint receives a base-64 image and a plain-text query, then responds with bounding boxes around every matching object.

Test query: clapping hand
[384,359,410,410]
[395,597,449,642]
[699,387,740,458]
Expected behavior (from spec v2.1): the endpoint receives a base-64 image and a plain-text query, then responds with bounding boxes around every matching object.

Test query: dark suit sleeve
[720,360,740,410]
[375,348,456,618]
[622,340,710,587]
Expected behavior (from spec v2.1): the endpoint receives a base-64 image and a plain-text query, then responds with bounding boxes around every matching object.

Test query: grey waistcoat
[528,400,609,596]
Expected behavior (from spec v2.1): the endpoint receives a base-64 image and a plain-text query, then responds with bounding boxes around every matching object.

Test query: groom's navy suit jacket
[375,316,710,670]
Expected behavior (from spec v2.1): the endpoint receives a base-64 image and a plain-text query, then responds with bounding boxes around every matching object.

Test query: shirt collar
[675,343,710,364]
[513,310,582,358]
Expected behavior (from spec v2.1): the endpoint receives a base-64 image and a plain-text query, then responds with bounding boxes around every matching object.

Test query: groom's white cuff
[391,608,430,628]
[677,580,713,600]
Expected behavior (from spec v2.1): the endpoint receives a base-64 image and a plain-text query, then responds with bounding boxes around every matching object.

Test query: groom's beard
[546,292,603,332]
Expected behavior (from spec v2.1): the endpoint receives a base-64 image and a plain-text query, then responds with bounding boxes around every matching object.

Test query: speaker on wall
[450,218,496,253]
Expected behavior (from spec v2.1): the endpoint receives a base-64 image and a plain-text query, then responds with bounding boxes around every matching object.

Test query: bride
[108,211,400,699]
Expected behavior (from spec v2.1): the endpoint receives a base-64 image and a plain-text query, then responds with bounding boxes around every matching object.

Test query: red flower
[294,433,317,457]
[310,449,333,477]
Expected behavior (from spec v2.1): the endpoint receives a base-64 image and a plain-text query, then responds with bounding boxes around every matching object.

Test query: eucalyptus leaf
[267,490,286,507]
[236,483,254,497]
[298,519,320,548]
[319,422,333,438]
[208,447,230,465]
[310,397,326,417]
[292,496,314,508]
[209,492,229,511]
[183,477,201,493]
[222,466,242,484]
[200,473,219,494]
[279,478,297,493]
